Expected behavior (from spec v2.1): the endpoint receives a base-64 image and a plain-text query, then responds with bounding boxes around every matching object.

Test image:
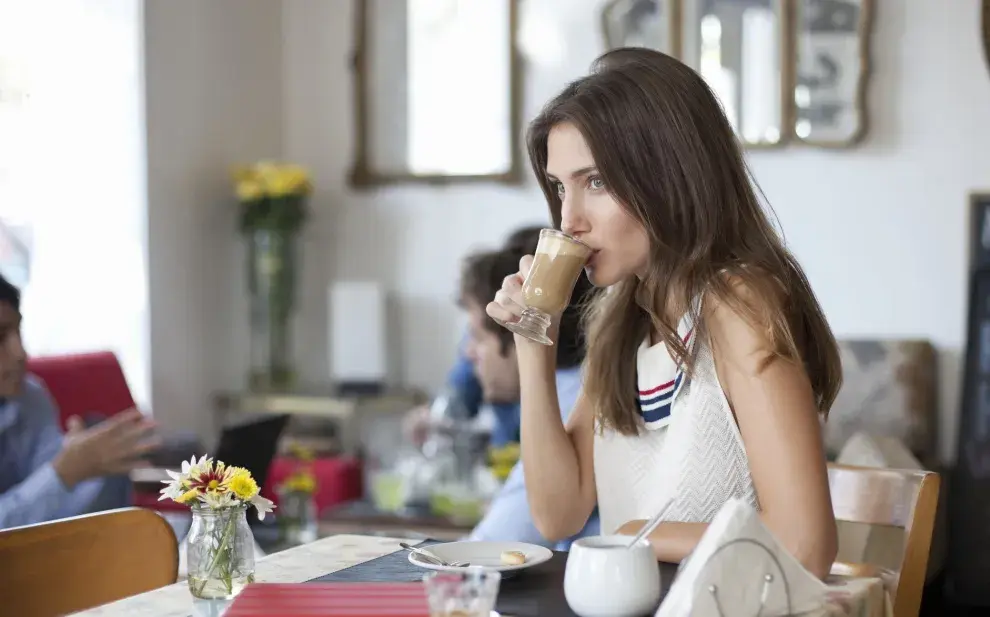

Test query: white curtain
[0,0,149,408]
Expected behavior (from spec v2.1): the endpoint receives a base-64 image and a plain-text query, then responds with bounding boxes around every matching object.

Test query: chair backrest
[26,350,136,431]
[827,463,940,617]
[0,507,178,616]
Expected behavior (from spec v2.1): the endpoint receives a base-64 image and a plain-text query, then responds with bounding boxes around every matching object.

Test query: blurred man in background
[404,226,543,447]
[0,274,157,529]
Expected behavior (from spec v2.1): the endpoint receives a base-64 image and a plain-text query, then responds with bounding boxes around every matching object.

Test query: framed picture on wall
[949,271,990,603]
[948,191,990,604]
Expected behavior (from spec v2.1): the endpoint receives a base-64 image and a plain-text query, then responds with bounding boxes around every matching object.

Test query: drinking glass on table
[423,570,501,617]
[496,229,591,346]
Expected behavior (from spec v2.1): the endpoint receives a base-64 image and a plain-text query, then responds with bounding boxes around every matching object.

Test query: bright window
[0,0,150,408]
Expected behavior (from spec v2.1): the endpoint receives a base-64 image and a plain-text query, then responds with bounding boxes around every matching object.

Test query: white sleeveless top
[593,311,759,534]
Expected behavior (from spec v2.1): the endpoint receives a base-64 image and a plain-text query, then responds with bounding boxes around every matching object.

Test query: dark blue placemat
[308,541,569,616]
[308,541,677,617]
[307,540,442,583]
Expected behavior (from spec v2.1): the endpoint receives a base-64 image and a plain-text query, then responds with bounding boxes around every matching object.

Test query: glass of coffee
[499,228,592,346]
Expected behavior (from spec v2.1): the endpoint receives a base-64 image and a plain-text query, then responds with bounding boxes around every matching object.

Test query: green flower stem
[247,228,298,390]
[193,513,238,597]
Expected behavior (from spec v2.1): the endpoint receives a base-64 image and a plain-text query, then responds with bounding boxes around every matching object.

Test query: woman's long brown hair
[526,48,842,436]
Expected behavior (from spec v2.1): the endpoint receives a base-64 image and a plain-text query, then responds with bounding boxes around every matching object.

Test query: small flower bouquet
[276,445,319,545]
[278,443,318,493]
[231,161,311,233]
[160,456,275,600]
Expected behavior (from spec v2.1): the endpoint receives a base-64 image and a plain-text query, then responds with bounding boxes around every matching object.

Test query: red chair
[261,455,364,515]
[26,351,135,432]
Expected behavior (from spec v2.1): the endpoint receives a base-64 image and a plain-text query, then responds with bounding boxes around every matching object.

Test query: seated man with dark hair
[405,226,545,447]
[459,244,600,549]
[0,274,158,529]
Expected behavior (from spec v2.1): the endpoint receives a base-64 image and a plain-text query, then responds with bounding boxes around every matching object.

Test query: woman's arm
[617,288,838,579]
[615,519,708,562]
[708,287,837,578]
[516,341,598,540]
[487,255,598,541]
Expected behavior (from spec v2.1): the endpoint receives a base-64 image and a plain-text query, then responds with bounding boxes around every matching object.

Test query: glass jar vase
[186,505,256,600]
[278,490,318,546]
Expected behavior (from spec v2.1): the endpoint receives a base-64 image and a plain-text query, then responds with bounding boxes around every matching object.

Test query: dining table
[70,534,891,617]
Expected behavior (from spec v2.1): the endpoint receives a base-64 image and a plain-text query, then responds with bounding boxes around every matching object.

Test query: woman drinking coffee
[486,47,841,579]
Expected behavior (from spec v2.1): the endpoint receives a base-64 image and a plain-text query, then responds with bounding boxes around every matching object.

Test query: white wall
[280,0,989,463]
[144,0,283,438]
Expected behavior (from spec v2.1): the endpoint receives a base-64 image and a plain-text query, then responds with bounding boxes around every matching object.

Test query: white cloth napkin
[655,498,827,617]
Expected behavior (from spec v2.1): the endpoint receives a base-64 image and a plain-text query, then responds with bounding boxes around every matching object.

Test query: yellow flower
[226,467,260,500]
[236,179,264,202]
[282,165,312,195]
[176,488,200,504]
[231,161,312,201]
[288,443,316,462]
[265,176,294,198]
[283,471,317,494]
[267,169,310,198]
[488,442,520,465]
[230,165,255,182]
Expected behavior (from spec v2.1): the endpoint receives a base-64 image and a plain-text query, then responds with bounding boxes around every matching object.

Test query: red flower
[188,465,228,493]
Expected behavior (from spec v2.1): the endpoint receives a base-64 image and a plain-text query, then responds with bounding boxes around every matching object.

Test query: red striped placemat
[223,583,430,617]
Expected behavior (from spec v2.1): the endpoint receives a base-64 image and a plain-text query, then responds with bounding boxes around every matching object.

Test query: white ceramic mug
[564,535,662,617]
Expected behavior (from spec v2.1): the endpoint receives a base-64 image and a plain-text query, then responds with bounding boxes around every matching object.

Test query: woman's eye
[554,181,565,197]
[588,176,605,191]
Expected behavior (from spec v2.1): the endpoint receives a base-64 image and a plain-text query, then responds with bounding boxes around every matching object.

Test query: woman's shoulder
[701,265,787,333]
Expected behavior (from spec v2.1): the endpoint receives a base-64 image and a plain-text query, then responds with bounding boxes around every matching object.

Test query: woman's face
[545,122,650,287]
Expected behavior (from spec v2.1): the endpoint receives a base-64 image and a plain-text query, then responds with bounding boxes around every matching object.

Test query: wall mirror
[793,0,872,146]
[601,0,874,149]
[601,0,680,56]
[982,0,990,78]
[680,0,786,147]
[349,0,521,187]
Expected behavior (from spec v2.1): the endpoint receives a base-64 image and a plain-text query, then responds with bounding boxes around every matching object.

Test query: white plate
[407,541,554,573]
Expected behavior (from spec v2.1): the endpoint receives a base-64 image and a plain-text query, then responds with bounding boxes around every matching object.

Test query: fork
[399,542,470,567]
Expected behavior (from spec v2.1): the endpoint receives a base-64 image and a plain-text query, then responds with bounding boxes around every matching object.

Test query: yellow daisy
[226,467,260,500]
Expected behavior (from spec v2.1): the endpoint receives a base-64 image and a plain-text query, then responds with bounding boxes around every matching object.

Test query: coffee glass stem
[504,307,555,346]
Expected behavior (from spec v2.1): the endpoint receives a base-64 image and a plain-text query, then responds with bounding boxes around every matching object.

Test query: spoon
[626,496,674,549]
[399,542,470,567]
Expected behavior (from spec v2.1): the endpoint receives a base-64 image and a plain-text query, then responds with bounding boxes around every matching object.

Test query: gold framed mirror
[680,0,789,148]
[601,0,681,57]
[349,0,523,188]
[600,0,874,149]
[792,0,873,147]
[983,0,990,77]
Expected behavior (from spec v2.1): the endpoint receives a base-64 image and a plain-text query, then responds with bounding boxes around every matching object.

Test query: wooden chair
[827,463,940,617]
[0,507,178,617]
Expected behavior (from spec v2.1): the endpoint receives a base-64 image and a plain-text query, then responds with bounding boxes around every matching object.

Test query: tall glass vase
[247,228,297,391]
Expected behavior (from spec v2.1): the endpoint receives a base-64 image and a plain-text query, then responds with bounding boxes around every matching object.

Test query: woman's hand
[485,254,533,325]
